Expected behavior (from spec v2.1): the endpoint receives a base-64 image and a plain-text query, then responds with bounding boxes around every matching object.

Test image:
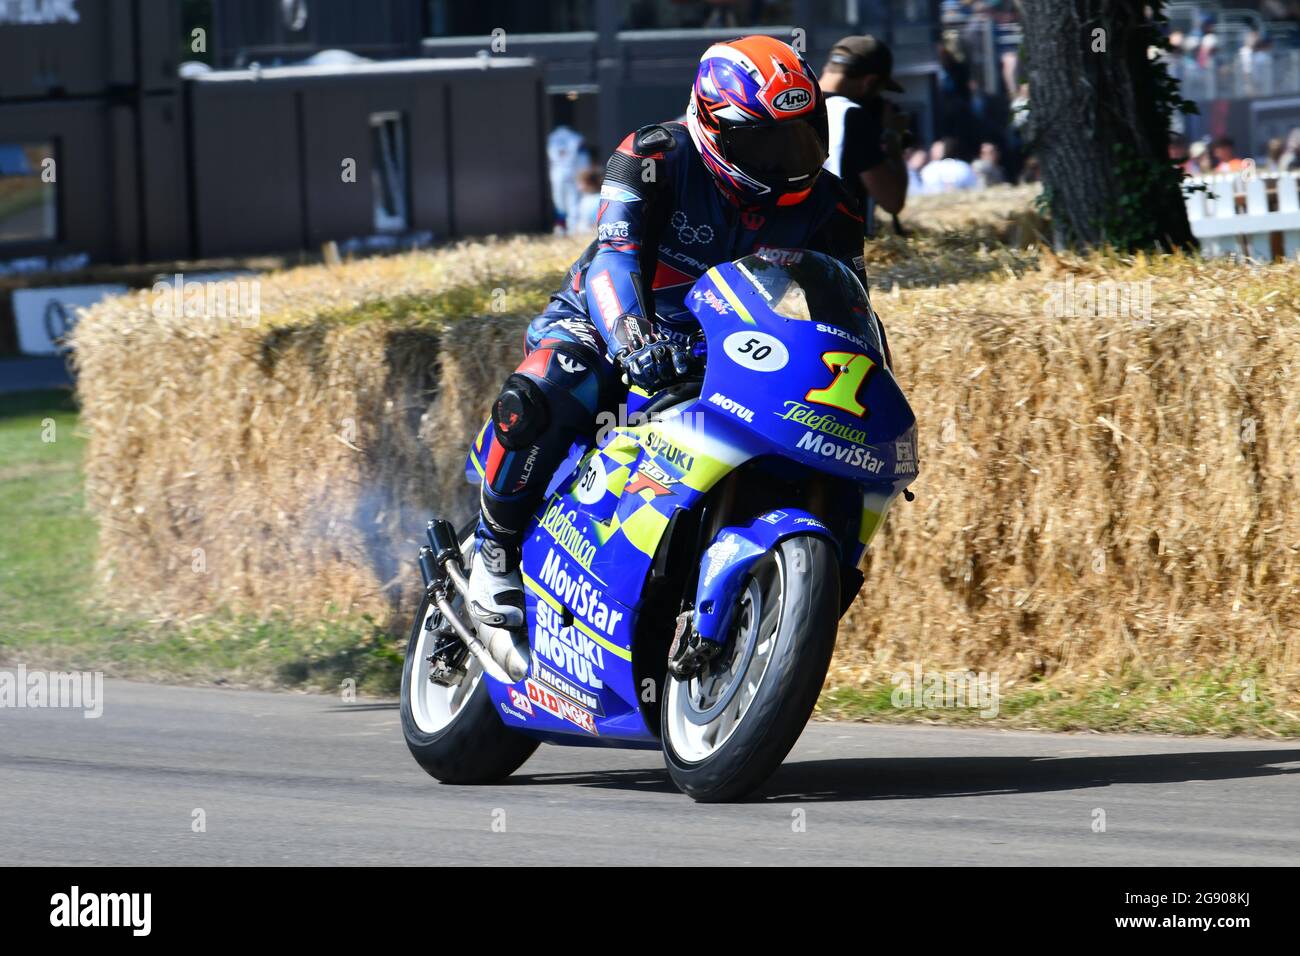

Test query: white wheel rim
[408,534,482,735]
[665,554,785,763]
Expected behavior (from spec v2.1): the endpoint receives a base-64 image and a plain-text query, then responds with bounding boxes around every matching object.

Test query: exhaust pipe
[424,520,531,683]
[432,592,519,685]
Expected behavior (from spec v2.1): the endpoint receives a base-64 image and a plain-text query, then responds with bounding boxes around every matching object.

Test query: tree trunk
[1017,0,1196,251]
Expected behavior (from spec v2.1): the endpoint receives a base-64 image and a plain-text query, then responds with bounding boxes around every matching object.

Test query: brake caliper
[667,609,721,680]
[425,612,469,687]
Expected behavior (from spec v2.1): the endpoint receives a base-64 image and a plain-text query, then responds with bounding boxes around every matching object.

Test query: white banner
[12,284,127,355]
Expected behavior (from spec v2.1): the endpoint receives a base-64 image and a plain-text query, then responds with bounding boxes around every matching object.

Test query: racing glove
[610,313,692,393]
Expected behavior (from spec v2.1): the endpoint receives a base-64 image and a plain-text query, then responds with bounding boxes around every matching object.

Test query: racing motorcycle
[401,250,918,802]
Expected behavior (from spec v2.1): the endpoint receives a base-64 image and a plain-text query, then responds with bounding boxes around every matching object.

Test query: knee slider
[492,374,550,450]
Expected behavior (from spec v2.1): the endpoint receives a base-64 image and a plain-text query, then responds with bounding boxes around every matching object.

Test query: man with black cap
[820,35,910,235]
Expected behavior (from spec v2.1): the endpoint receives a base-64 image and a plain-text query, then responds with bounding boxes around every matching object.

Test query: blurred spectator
[567,166,602,237]
[1196,30,1220,71]
[937,36,971,100]
[952,2,1300,143]
[905,147,927,195]
[1262,136,1286,172]
[1187,140,1214,176]
[1171,135,1215,179]
[920,137,979,193]
[1018,155,1042,185]
[1169,132,1189,169]
[1239,31,1274,94]
[1010,83,1030,132]
[971,142,1006,187]
[1211,135,1244,173]
[819,35,910,231]
[936,37,976,151]
[1280,129,1300,171]
[702,0,740,28]
[547,124,591,233]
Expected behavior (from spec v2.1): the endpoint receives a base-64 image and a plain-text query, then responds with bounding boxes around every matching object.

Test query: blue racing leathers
[479,121,873,550]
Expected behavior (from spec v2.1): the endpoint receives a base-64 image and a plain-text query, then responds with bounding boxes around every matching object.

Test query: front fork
[667,507,840,680]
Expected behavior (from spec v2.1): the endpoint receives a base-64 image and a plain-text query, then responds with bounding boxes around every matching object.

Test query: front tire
[400,528,538,784]
[662,535,840,802]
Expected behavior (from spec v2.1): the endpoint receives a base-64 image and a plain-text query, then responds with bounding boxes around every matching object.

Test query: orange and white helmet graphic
[686,35,829,204]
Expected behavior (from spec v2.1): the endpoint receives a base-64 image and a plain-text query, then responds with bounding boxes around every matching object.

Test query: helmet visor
[721,119,828,187]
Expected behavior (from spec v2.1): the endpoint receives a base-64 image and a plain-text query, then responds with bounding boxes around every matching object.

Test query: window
[0,142,58,245]
[621,0,794,30]
[427,1,595,37]
[369,112,409,233]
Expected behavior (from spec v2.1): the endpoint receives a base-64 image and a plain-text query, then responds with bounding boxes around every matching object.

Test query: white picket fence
[1185,172,1300,261]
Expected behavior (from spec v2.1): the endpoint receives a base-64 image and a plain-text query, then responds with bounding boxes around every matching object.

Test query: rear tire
[400,527,538,784]
[662,535,839,802]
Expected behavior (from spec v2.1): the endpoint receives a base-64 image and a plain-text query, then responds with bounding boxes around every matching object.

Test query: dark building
[183,57,549,258]
[0,0,550,272]
[424,0,943,155]
[212,0,944,156]
[1,0,943,273]
[0,0,184,265]
[209,0,426,65]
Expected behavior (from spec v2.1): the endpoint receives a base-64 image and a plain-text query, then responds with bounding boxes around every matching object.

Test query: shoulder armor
[633,124,676,155]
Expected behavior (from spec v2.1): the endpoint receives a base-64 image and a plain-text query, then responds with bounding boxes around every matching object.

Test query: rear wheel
[662,534,839,802]
[400,526,538,783]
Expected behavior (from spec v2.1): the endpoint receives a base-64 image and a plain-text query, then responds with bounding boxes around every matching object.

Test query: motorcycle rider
[467,35,882,654]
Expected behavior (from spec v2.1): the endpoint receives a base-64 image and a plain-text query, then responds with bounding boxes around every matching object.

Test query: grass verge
[0,390,402,695]
[819,667,1300,736]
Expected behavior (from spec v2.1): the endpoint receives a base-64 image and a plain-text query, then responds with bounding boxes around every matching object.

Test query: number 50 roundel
[722,331,789,371]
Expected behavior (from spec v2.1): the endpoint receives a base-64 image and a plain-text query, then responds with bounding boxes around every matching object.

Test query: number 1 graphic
[804,351,875,417]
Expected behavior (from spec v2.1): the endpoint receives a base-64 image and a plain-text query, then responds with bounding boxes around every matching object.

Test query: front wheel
[400,526,538,784]
[662,534,840,802]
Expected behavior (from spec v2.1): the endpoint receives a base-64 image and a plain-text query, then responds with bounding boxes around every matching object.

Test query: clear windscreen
[732,250,883,353]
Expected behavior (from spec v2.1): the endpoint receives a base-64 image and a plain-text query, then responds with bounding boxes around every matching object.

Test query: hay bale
[837,251,1300,691]
[899,183,1047,245]
[72,232,1300,695]
[73,235,581,622]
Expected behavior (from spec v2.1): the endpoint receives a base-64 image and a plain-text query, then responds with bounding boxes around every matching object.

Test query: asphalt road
[2,679,1297,865]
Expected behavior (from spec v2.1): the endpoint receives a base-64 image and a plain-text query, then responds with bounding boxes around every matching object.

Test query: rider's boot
[466,536,530,682]
[468,332,608,681]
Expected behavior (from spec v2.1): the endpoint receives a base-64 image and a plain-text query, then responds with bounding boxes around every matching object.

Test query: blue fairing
[691,257,918,484]
[459,251,918,746]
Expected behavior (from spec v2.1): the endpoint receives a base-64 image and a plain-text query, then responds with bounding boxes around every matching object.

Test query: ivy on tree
[1018,0,1198,251]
